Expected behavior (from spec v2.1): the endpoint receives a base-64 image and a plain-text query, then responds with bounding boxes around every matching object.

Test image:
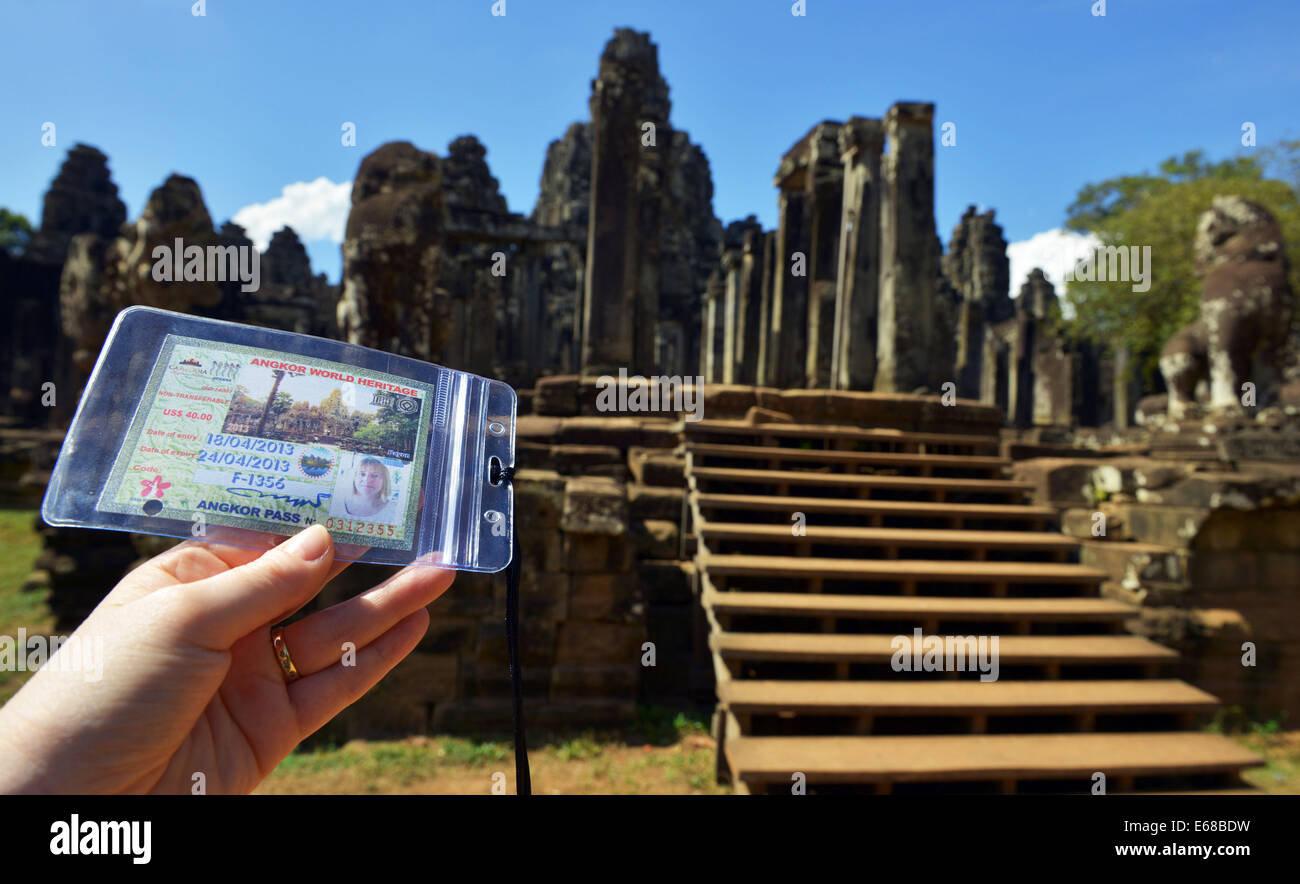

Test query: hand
[0,524,454,794]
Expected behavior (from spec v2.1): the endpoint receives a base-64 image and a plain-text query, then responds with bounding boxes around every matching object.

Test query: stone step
[685,442,1009,474]
[724,732,1260,789]
[694,492,1056,526]
[685,419,1000,452]
[711,632,1178,666]
[691,466,1035,500]
[699,522,1080,554]
[719,679,1218,717]
[1143,788,1266,795]
[702,586,1135,624]
[699,553,1107,586]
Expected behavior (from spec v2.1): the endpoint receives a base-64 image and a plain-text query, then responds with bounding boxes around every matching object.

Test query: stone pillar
[876,102,938,393]
[831,117,883,391]
[767,189,810,388]
[509,243,544,386]
[581,30,668,377]
[655,320,683,379]
[802,124,845,388]
[1113,345,1131,429]
[736,229,765,384]
[1011,311,1034,428]
[954,301,986,399]
[700,271,726,384]
[755,231,777,387]
[721,249,742,385]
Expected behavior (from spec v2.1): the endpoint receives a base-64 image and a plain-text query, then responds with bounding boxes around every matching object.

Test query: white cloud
[231,177,352,250]
[1007,227,1101,296]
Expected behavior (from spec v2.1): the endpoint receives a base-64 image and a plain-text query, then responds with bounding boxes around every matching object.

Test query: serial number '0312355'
[324,517,397,538]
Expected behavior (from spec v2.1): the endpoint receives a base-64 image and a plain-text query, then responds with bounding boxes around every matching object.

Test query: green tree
[1061,147,1300,384]
[0,208,34,257]
[268,391,293,421]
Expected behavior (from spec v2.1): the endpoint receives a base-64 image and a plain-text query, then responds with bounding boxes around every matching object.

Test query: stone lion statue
[1161,195,1294,419]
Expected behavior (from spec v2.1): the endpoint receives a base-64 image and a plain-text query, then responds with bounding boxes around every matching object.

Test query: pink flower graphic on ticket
[140,475,171,499]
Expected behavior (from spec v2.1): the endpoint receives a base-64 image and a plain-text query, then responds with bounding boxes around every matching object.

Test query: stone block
[429,570,495,618]
[1115,504,1211,550]
[561,476,628,535]
[435,697,638,734]
[432,698,549,734]
[630,518,678,558]
[533,699,637,729]
[1080,541,1185,589]
[638,559,695,605]
[770,389,831,424]
[1193,509,1300,553]
[742,406,795,425]
[637,419,682,449]
[1187,589,1300,642]
[551,444,624,471]
[516,441,557,472]
[698,384,758,419]
[514,415,563,441]
[458,660,551,700]
[534,375,579,416]
[1258,551,1300,590]
[569,572,646,622]
[476,617,556,666]
[563,533,634,572]
[627,447,685,486]
[513,469,566,527]
[555,621,645,664]
[335,652,459,738]
[549,662,639,699]
[416,615,479,655]
[1155,471,1300,511]
[1061,505,1126,540]
[627,484,684,521]
[1188,551,1259,592]
[493,568,569,620]
[557,416,645,448]
[516,527,564,574]
[647,603,694,658]
[642,657,695,702]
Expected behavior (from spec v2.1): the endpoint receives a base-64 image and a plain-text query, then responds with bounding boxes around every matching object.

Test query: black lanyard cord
[495,463,531,796]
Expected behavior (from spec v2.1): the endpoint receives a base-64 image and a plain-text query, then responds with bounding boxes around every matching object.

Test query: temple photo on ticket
[220,361,423,462]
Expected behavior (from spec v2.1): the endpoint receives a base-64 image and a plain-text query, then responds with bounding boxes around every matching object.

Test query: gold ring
[270,627,300,682]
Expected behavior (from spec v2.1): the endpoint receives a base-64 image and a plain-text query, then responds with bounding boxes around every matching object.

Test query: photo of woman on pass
[329,453,405,525]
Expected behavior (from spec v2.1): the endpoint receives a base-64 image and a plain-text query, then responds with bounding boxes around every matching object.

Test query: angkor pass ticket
[97,334,434,551]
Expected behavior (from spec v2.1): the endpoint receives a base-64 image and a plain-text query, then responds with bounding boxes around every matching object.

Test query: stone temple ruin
[6,31,1101,431]
[3,28,1299,794]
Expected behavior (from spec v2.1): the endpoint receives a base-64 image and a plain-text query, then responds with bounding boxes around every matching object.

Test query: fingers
[101,540,266,608]
[155,524,336,650]
[103,533,354,610]
[280,559,455,678]
[287,608,431,737]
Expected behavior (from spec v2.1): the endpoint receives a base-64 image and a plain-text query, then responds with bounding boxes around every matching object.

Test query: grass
[258,708,727,795]
[1204,708,1300,793]
[0,506,54,705]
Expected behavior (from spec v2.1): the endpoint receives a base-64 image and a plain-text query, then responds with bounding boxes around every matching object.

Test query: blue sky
[3,0,1297,287]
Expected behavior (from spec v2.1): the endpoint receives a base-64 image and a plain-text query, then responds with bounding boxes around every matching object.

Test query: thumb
[158,524,336,650]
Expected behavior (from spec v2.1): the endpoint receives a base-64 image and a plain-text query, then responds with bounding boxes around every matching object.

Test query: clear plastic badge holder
[43,306,515,572]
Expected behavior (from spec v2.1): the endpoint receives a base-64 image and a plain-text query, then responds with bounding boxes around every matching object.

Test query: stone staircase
[683,418,1262,795]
